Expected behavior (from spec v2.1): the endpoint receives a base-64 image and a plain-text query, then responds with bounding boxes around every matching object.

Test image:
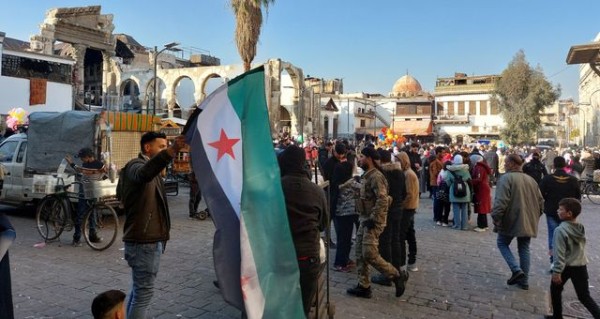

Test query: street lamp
[152,42,180,115]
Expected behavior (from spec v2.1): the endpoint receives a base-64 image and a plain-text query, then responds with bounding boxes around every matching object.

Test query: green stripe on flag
[227,67,304,318]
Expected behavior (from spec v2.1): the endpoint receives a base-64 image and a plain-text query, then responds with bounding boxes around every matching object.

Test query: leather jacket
[121,152,173,244]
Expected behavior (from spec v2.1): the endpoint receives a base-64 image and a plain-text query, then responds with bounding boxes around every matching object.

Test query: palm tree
[231,0,274,71]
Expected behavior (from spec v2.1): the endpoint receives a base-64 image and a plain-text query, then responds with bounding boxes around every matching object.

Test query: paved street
[4,186,600,319]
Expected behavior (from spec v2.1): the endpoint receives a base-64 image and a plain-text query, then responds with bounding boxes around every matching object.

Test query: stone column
[71,44,87,107]
[266,59,281,136]
[101,51,112,108]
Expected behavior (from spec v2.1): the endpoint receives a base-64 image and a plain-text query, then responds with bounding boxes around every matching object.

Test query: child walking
[546,198,600,319]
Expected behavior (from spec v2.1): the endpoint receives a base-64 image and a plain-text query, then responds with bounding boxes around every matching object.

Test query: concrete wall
[0,76,73,114]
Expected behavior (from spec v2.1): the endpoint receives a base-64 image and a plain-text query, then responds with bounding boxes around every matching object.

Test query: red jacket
[471,161,492,214]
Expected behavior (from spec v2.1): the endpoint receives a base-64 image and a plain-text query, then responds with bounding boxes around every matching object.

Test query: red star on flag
[208,129,240,161]
[240,275,251,300]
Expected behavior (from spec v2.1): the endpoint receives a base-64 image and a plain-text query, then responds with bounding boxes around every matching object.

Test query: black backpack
[449,170,467,198]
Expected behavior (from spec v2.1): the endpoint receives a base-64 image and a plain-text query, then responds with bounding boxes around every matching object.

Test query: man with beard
[371,149,406,286]
[347,147,407,298]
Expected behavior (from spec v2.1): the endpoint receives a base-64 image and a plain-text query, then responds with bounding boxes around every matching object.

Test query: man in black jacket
[120,132,185,319]
[523,152,548,184]
[279,145,329,316]
[539,156,581,268]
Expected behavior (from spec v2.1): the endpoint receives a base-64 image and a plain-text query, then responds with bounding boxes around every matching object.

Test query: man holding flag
[184,67,306,319]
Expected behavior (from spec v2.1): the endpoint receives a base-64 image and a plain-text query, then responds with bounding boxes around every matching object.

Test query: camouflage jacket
[357,168,389,226]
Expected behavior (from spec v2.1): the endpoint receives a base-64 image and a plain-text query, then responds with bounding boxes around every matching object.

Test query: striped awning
[105,112,160,132]
[395,120,433,136]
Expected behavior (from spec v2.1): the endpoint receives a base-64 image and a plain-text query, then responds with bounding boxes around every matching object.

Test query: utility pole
[152,42,180,115]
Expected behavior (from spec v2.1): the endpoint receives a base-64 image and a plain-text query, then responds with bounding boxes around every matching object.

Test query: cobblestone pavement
[5,187,600,319]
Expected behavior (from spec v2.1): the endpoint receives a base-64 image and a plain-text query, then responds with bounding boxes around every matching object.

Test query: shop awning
[105,112,160,132]
[394,120,433,136]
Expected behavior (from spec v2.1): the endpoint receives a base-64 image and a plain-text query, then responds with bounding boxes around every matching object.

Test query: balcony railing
[354,110,375,118]
[434,83,495,95]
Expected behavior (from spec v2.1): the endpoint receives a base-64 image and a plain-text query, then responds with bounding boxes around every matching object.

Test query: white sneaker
[441,223,449,227]
[407,263,419,272]
[473,227,486,232]
[436,221,442,226]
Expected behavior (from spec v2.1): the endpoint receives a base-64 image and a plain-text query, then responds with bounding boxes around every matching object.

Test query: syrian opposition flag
[184,66,304,319]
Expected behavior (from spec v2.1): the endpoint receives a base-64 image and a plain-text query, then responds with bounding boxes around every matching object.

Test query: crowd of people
[3,126,600,318]
[288,135,600,319]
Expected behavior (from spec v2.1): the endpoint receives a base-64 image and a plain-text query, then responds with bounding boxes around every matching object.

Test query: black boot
[371,274,392,286]
[346,284,372,299]
[88,232,103,243]
[393,270,409,297]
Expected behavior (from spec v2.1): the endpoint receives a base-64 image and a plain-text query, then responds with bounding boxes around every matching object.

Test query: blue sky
[1,0,598,101]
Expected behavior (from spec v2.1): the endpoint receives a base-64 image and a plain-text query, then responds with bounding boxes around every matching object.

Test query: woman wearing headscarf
[445,154,472,230]
[470,154,493,232]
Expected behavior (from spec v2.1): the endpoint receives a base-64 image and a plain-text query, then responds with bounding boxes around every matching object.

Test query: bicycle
[581,175,600,205]
[35,175,120,251]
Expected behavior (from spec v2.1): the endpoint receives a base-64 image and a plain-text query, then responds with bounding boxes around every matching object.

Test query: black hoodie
[539,169,581,216]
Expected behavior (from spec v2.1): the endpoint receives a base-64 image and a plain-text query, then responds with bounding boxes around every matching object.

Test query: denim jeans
[430,186,439,221]
[334,214,358,267]
[497,234,530,284]
[73,194,96,241]
[546,214,561,263]
[125,241,163,319]
[452,202,468,230]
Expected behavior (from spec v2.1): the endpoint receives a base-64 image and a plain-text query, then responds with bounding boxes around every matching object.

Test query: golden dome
[391,74,422,96]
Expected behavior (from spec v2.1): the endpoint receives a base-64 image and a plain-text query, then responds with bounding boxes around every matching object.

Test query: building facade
[538,99,576,147]
[0,32,75,114]
[577,33,600,147]
[388,75,434,143]
[434,73,503,145]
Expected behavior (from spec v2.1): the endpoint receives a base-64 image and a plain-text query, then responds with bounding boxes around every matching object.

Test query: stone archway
[279,106,291,134]
[120,79,141,112]
[265,59,305,136]
[33,6,116,108]
[146,78,166,115]
[201,73,226,98]
[173,75,196,119]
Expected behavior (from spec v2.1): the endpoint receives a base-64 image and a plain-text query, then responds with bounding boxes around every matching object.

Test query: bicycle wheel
[586,183,600,205]
[35,195,68,241]
[83,202,119,251]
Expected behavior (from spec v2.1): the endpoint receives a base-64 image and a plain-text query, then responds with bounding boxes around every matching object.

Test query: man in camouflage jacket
[347,147,407,299]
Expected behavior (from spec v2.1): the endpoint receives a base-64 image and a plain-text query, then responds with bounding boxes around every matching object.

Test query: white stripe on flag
[240,214,264,318]
[196,86,243,218]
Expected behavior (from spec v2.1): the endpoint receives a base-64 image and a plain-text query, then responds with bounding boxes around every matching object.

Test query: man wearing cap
[347,147,407,299]
[65,148,106,246]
